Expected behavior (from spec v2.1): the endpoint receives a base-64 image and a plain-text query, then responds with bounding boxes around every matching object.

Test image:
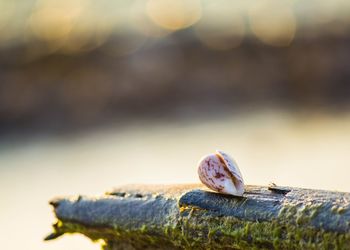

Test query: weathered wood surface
[46,184,350,249]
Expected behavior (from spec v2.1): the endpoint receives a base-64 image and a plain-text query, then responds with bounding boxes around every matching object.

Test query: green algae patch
[51,219,181,249]
[175,207,350,249]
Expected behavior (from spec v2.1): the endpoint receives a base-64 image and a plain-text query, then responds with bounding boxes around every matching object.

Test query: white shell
[197,150,244,196]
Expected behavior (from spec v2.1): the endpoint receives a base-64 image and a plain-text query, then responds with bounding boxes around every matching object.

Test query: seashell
[197,150,245,196]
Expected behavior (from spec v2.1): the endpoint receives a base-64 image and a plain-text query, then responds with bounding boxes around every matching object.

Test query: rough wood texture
[46,184,350,249]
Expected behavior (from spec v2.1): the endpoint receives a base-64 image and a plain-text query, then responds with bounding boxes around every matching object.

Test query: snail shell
[197,150,244,196]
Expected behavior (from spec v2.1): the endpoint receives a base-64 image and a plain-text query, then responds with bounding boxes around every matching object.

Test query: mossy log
[46,184,350,249]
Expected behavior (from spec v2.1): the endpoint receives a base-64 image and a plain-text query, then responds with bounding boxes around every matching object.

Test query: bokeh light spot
[146,0,202,31]
[28,0,83,44]
[249,0,296,47]
[29,7,75,42]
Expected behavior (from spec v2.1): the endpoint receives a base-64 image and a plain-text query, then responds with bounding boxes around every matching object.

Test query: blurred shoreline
[1,32,350,136]
[1,0,350,137]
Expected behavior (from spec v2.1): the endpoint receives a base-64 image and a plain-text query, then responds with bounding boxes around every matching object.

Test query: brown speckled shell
[197,150,244,196]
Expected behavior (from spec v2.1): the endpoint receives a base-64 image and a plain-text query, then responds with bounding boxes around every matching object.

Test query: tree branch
[46,184,350,249]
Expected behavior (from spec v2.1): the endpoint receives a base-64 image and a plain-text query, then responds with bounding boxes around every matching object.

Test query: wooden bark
[46,184,350,249]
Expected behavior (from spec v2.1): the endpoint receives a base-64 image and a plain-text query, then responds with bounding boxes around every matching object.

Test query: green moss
[140,224,147,233]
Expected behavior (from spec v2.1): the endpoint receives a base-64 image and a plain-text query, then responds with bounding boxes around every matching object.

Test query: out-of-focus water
[1,110,350,250]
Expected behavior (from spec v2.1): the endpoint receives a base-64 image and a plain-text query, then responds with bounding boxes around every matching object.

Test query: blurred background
[1,0,350,249]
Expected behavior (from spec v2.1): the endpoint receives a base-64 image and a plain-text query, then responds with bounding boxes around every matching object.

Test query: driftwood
[46,184,350,249]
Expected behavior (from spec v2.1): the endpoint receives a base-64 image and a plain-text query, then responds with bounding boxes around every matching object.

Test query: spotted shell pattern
[197,150,244,196]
